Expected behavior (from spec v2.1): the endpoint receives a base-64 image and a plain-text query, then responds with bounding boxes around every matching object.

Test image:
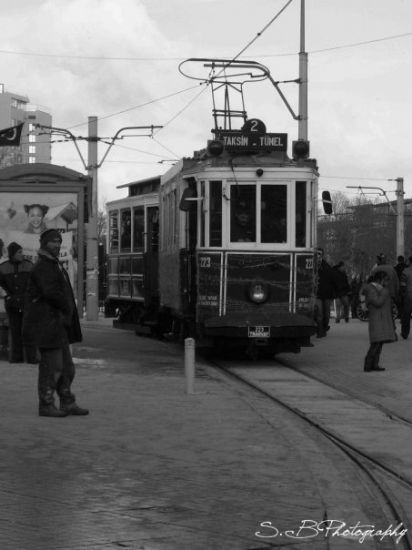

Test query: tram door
[144,206,159,308]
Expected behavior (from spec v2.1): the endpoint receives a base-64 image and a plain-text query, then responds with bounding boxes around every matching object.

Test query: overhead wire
[222,0,294,65]
[10,4,411,169]
[2,31,412,62]
[157,0,294,132]
[67,84,201,129]
[150,136,180,159]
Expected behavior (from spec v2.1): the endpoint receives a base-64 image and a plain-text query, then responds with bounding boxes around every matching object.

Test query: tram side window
[230,185,256,243]
[109,211,119,253]
[296,181,307,247]
[209,180,222,247]
[120,209,132,252]
[261,185,287,243]
[148,207,159,252]
[133,206,144,251]
[199,181,205,247]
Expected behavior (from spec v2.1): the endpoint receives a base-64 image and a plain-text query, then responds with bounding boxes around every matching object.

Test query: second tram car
[105,176,160,324]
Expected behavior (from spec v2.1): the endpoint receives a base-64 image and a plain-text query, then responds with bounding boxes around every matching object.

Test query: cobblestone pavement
[0,317,406,549]
[0,320,329,550]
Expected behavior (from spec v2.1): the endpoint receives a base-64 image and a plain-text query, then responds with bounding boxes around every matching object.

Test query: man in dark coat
[315,248,337,338]
[394,255,407,280]
[23,229,88,418]
[0,242,37,363]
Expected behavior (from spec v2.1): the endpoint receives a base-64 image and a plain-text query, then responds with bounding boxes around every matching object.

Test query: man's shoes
[61,403,89,416]
[364,366,385,372]
[39,404,68,417]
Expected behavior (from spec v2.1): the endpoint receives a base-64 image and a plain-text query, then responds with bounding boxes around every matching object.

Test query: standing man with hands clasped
[23,229,89,418]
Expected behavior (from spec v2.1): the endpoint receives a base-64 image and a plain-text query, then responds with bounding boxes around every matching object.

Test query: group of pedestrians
[0,242,37,363]
[315,248,412,374]
[0,230,88,418]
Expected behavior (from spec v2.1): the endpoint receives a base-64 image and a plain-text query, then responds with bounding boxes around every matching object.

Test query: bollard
[184,337,195,394]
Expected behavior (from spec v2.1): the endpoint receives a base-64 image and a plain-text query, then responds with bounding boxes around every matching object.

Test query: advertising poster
[0,192,78,289]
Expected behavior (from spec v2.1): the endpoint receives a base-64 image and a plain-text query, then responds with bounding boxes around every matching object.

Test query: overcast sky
[2,0,412,207]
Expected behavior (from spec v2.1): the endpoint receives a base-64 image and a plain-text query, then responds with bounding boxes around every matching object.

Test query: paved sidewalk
[0,316,407,549]
[0,320,328,550]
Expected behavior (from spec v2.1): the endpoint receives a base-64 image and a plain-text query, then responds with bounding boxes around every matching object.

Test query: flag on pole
[0,123,24,147]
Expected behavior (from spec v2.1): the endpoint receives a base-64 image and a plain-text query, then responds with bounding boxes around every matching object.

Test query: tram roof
[117,175,161,197]
[117,175,161,189]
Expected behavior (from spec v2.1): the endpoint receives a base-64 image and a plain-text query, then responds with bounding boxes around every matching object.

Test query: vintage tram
[105,59,320,355]
[105,128,319,354]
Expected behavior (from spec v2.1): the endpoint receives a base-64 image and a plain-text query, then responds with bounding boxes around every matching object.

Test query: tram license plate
[248,326,270,338]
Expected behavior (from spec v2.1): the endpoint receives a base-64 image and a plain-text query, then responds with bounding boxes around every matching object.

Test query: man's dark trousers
[38,335,76,407]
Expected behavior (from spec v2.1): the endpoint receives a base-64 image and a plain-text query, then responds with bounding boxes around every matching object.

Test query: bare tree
[318,191,397,277]
[97,210,107,244]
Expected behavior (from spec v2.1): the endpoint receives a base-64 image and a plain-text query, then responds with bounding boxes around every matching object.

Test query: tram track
[204,355,412,549]
[275,355,412,429]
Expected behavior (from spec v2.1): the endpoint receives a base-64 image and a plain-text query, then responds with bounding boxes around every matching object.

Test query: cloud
[0,0,198,203]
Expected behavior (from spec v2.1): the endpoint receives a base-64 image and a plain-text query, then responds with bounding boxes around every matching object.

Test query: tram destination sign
[214,119,287,154]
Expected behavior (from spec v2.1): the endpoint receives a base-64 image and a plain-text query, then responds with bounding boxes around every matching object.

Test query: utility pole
[395,177,405,258]
[86,116,99,321]
[298,0,308,140]
[36,120,163,320]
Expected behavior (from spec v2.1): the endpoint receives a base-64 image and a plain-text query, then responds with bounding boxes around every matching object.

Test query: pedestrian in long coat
[23,229,87,417]
[0,242,37,363]
[362,270,396,372]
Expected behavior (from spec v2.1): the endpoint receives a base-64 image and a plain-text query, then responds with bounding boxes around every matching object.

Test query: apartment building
[0,84,52,167]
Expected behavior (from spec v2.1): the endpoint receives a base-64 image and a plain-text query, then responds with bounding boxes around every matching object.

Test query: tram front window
[261,185,287,243]
[230,185,256,242]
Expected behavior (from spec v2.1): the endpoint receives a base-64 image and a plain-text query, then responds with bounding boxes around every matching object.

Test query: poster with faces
[0,192,78,288]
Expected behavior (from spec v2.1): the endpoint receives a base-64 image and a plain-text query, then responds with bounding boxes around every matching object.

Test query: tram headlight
[248,281,269,304]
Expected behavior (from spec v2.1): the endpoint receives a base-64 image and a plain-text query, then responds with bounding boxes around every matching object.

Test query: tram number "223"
[200,256,211,268]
